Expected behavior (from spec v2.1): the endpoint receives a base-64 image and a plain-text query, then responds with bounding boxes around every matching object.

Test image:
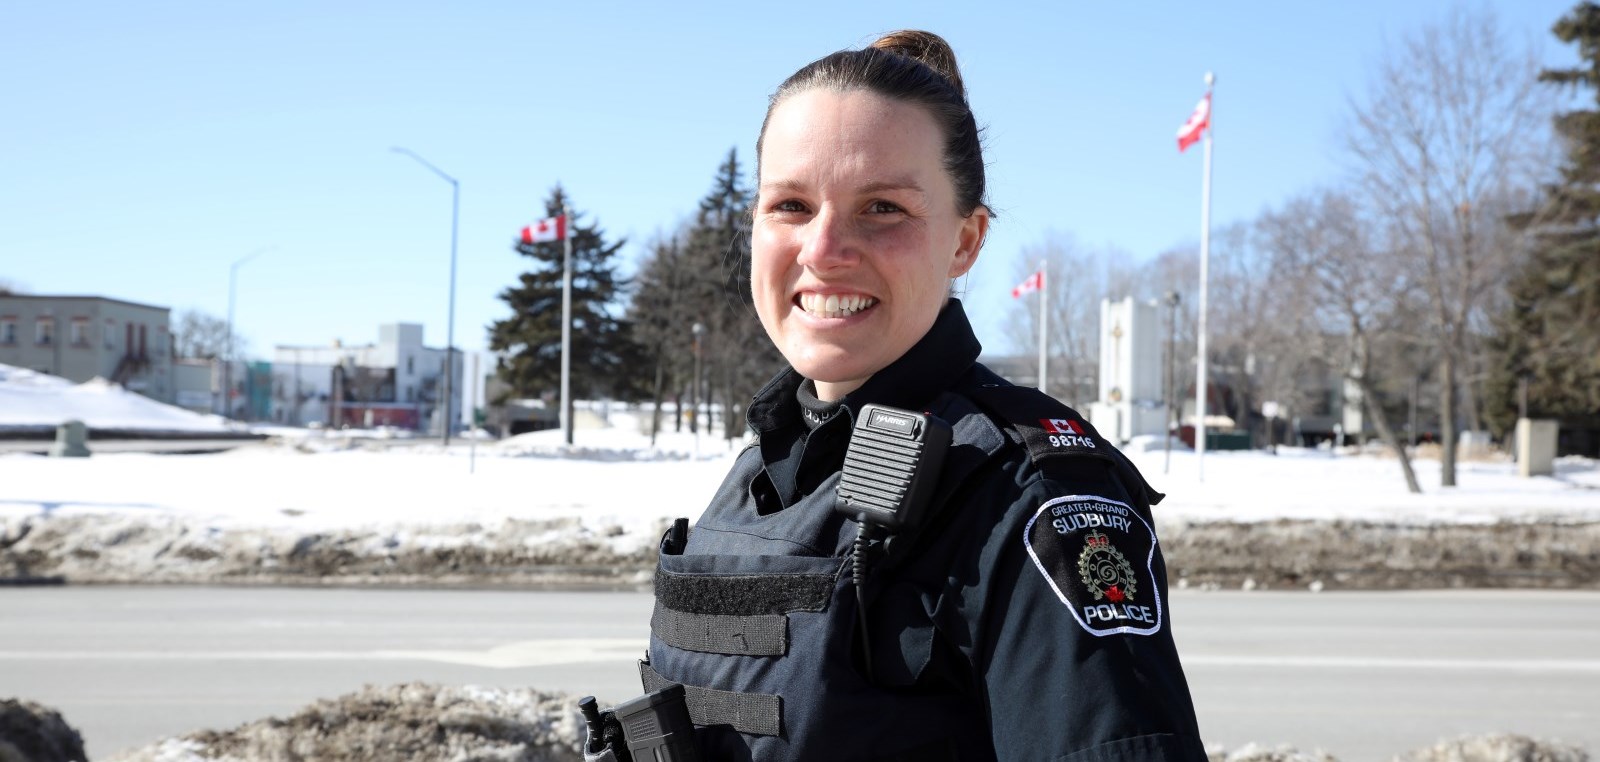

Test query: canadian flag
[520,215,567,244]
[1041,418,1084,435]
[1177,93,1210,152]
[1011,269,1044,298]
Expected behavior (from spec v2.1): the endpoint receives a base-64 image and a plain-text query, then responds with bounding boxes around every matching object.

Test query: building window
[407,356,414,374]
[35,319,53,346]
[0,319,15,345]
[70,319,89,347]
[105,320,116,350]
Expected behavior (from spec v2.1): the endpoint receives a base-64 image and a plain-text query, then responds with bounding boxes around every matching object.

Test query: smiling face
[753,88,988,401]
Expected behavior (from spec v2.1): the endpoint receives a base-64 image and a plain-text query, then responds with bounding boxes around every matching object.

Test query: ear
[947,206,990,279]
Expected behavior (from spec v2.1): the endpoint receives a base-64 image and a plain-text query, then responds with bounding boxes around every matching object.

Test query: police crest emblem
[1077,531,1137,603]
[1023,495,1163,637]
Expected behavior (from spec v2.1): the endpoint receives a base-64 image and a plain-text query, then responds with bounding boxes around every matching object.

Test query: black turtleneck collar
[796,380,844,431]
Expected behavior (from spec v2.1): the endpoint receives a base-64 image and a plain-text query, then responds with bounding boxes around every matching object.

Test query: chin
[788,348,879,387]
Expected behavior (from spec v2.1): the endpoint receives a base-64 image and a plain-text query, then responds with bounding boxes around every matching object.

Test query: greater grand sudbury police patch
[1023,495,1162,637]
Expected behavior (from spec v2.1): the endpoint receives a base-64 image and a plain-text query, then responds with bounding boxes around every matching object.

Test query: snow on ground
[1128,446,1600,525]
[0,363,237,433]
[3,371,1598,587]
[1,409,1597,536]
[0,413,742,562]
[91,682,1585,762]
[4,361,1595,531]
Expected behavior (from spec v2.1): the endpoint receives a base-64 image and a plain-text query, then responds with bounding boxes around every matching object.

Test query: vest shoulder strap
[961,381,1165,507]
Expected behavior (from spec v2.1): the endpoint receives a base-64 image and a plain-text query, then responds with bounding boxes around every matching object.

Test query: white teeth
[798,293,877,319]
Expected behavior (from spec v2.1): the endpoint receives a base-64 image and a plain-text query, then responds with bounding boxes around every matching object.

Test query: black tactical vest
[640,380,1036,761]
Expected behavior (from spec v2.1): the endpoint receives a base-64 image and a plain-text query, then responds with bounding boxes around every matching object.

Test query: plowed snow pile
[91,684,1589,761]
[102,684,583,762]
[0,363,236,434]
[2,399,1599,588]
[6,370,1594,759]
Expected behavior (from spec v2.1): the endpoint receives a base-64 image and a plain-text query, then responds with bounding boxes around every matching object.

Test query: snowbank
[95,684,1590,762]
[0,363,237,434]
[2,413,1598,588]
[103,683,583,762]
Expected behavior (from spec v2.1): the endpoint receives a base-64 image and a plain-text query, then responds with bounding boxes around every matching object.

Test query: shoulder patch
[964,381,1166,506]
[1022,494,1163,637]
[1027,415,1107,460]
[963,385,1115,467]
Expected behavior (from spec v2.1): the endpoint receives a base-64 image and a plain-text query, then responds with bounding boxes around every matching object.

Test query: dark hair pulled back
[756,30,989,217]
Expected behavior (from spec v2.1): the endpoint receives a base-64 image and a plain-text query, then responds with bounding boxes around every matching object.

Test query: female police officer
[638,31,1207,761]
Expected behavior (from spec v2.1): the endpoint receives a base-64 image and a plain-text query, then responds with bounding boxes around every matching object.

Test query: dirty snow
[2,423,1595,535]
[2,362,1599,585]
[93,683,1591,762]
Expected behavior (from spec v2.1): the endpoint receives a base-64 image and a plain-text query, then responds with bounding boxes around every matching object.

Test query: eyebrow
[759,177,928,197]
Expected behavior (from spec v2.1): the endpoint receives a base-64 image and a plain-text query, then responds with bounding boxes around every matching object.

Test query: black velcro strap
[651,604,788,656]
[639,660,782,737]
[655,569,833,616]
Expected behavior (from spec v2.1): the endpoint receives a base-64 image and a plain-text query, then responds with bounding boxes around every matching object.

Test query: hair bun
[869,30,965,100]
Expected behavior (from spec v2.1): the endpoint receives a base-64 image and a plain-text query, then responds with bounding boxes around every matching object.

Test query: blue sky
[0,1,1578,360]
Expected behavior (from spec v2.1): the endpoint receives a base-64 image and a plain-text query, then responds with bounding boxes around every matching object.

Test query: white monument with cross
[1087,296,1169,444]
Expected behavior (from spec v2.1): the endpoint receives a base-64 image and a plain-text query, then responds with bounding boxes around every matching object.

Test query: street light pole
[560,203,574,446]
[225,246,272,419]
[391,147,460,445]
[692,322,704,456]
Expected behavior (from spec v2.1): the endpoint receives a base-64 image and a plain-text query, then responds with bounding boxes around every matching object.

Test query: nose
[795,210,858,273]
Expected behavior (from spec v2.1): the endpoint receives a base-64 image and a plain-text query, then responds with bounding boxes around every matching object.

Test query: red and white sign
[1012,270,1045,298]
[520,215,567,244]
[1177,94,1210,153]
[1041,418,1085,435]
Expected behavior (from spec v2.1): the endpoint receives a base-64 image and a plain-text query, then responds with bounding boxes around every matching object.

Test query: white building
[1087,297,1170,444]
[269,323,462,433]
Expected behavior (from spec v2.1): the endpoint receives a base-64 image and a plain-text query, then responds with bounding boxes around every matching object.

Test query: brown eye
[867,200,903,214]
[772,199,808,214]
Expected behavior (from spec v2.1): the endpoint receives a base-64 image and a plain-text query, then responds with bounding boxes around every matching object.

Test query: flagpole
[560,203,574,446]
[1195,72,1215,481]
[1037,261,1049,396]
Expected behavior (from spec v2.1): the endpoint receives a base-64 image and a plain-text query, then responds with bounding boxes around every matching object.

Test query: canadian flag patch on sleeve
[1023,495,1163,637]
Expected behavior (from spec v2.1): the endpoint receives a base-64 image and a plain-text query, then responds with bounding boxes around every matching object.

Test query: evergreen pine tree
[629,148,781,439]
[686,148,782,438]
[488,186,644,404]
[1486,3,1600,446]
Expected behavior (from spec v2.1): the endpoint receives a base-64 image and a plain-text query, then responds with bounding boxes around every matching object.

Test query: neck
[813,378,866,402]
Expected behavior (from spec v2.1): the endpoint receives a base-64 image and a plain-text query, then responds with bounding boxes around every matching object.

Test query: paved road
[1,587,1595,759]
